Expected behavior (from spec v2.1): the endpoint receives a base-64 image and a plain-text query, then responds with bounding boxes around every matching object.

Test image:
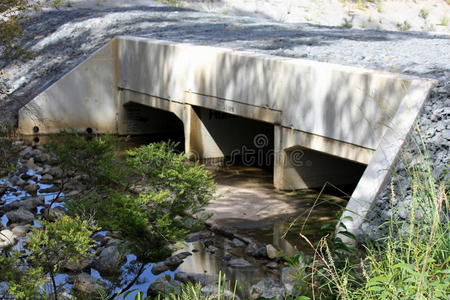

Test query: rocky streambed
[0,139,314,299]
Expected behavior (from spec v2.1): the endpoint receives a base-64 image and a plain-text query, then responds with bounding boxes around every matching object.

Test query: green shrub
[0,216,96,299]
[46,131,129,188]
[126,141,215,215]
[60,139,214,263]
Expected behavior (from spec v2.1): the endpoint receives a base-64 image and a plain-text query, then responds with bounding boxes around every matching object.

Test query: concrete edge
[339,78,438,239]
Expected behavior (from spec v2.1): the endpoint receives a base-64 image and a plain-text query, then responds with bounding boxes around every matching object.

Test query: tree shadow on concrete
[1,3,448,113]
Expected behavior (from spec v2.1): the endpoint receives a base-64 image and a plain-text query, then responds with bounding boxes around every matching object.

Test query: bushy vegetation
[0,215,97,299]
[0,133,215,299]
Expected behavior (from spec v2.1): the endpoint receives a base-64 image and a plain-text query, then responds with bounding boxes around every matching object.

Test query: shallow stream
[0,137,348,299]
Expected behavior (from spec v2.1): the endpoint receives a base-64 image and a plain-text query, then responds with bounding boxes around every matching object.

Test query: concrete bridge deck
[17,37,436,236]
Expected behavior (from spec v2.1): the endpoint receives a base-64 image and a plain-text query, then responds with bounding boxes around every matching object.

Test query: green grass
[301,149,450,299]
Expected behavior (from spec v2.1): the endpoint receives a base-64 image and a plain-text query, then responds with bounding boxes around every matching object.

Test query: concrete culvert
[17,38,437,236]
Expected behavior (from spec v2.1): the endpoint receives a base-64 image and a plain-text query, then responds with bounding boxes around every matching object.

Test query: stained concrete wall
[17,37,436,237]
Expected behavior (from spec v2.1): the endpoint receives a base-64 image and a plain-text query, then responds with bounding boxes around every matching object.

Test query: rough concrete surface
[1,1,449,239]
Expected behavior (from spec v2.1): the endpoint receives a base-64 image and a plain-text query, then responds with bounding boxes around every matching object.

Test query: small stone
[48,167,63,178]
[201,284,240,299]
[40,174,54,183]
[147,277,181,297]
[249,278,285,300]
[63,259,91,272]
[266,262,278,269]
[34,153,50,163]
[227,258,255,268]
[73,273,106,297]
[151,262,169,275]
[185,230,214,242]
[92,245,125,275]
[6,207,35,224]
[16,179,26,186]
[0,229,16,248]
[24,184,39,194]
[230,238,245,248]
[206,245,219,254]
[266,244,278,259]
[281,267,298,296]
[20,173,32,180]
[48,206,67,219]
[11,225,30,237]
[245,243,267,258]
[1,196,44,212]
[175,272,218,286]
[39,185,61,193]
[26,158,37,170]
[164,252,192,268]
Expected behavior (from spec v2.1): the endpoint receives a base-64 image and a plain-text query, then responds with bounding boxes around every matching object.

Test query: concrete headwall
[117,37,410,150]
[17,36,436,237]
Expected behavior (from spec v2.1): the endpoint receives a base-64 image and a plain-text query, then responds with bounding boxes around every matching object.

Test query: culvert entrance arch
[17,37,437,236]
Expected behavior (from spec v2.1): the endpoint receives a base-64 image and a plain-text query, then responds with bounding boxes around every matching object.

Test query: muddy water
[208,166,347,253]
[171,165,347,297]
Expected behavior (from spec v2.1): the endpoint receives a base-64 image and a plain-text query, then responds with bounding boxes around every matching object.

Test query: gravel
[0,3,449,239]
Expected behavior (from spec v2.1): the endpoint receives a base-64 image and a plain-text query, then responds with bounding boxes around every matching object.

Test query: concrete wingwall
[17,36,436,237]
[18,40,119,135]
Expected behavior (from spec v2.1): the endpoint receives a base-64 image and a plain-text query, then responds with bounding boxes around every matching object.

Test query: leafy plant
[0,255,46,299]
[419,8,429,20]
[396,20,412,31]
[27,216,98,299]
[0,216,97,300]
[438,16,449,26]
[126,141,215,216]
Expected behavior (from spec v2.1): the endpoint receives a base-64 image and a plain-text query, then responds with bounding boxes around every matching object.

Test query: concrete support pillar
[184,105,224,162]
[274,126,367,190]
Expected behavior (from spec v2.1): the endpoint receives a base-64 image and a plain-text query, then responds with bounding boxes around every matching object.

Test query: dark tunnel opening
[193,106,274,172]
[122,102,185,152]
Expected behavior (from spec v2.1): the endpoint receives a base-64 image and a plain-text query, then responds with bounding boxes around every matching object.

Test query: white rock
[0,229,17,248]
